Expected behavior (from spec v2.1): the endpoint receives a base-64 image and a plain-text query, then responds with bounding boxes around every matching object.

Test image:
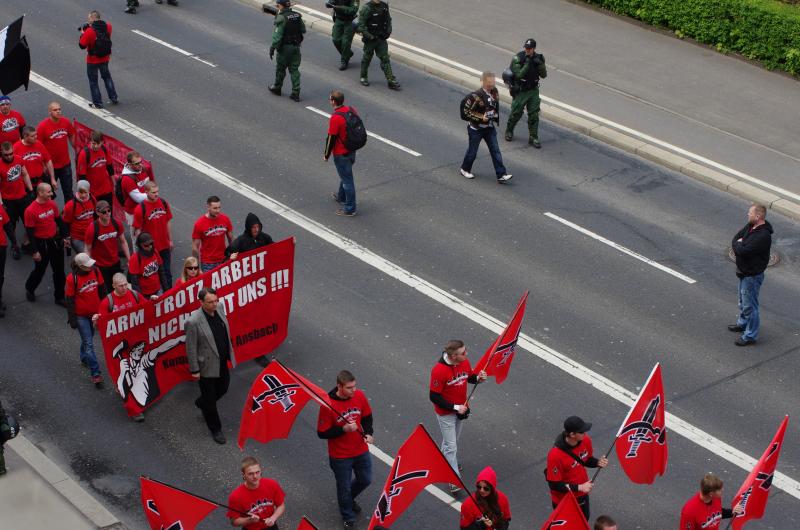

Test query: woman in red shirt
[175,256,200,286]
[459,466,511,530]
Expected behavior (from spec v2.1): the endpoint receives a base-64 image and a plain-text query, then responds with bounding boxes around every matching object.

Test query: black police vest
[367,3,390,38]
[517,51,539,91]
[334,0,357,21]
[281,11,304,45]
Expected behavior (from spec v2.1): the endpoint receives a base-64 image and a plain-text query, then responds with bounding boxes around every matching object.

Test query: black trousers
[99,262,122,291]
[0,245,6,302]
[196,361,230,433]
[25,239,65,299]
[553,494,590,520]
[2,197,30,247]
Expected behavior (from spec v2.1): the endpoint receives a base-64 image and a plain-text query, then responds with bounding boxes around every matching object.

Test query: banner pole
[143,476,253,519]
[590,437,617,482]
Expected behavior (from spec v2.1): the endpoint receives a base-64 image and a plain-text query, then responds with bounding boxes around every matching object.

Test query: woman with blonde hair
[176,256,200,286]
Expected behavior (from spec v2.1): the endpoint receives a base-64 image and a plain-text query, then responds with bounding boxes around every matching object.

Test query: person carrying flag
[429,339,487,494]
[680,473,743,530]
[227,456,286,529]
[459,466,511,530]
[316,370,373,529]
[545,416,608,520]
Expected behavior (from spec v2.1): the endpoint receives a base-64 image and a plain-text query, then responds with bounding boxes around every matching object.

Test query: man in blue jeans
[460,72,512,183]
[65,253,107,388]
[317,370,373,528]
[729,203,773,346]
[325,90,357,216]
[79,11,119,109]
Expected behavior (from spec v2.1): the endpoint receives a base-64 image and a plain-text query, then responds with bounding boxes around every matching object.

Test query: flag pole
[589,437,617,482]
[142,476,253,519]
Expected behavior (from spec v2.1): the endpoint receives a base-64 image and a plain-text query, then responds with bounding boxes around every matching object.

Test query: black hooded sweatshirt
[731,221,773,277]
[225,213,273,257]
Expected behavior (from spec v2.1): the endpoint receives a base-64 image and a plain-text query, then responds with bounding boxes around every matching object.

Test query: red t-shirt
[0,154,29,200]
[65,269,104,317]
[328,106,353,156]
[76,147,113,197]
[317,389,372,458]
[459,489,511,528]
[679,492,725,529]
[85,220,121,267]
[192,213,233,264]
[24,199,60,239]
[36,118,75,169]
[13,140,51,181]
[79,23,113,64]
[120,168,155,214]
[226,478,285,529]
[429,355,474,415]
[545,435,595,504]
[62,197,97,240]
[132,199,172,252]
[99,289,140,315]
[0,110,25,145]
[0,204,9,247]
[129,252,163,296]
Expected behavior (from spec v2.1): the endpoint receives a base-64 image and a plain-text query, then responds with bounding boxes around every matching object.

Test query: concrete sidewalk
[1,435,124,529]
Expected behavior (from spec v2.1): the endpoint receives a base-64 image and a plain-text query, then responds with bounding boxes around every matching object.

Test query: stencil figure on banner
[98,240,295,418]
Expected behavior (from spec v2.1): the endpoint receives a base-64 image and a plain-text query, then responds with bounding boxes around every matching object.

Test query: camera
[78,23,89,32]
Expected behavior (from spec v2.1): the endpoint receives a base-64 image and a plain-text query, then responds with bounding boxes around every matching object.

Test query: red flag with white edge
[539,490,591,530]
[731,415,789,529]
[296,516,320,530]
[614,363,668,484]
[474,292,528,384]
[140,477,218,530]
[237,360,331,449]
[367,424,461,529]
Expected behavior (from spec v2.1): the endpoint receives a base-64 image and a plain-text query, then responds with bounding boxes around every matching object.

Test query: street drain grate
[727,248,780,267]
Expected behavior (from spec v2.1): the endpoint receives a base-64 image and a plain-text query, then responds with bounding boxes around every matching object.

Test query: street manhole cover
[726,248,780,267]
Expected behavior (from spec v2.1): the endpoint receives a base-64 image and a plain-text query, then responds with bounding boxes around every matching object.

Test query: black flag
[0,17,31,95]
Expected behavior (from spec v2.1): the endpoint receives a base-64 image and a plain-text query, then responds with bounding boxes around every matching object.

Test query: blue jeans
[329,450,372,522]
[436,412,464,475]
[333,153,356,213]
[54,165,74,204]
[86,62,118,106]
[76,316,100,376]
[200,261,222,273]
[461,126,507,178]
[737,273,764,341]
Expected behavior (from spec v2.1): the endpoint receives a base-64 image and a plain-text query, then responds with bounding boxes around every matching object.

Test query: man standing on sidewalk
[79,10,119,109]
[324,91,359,217]
[729,203,773,346]
[317,370,374,529]
[505,38,547,149]
[24,183,67,305]
[460,73,512,183]
[192,196,234,272]
[327,0,360,70]
[357,0,400,90]
[268,0,305,102]
[37,102,76,204]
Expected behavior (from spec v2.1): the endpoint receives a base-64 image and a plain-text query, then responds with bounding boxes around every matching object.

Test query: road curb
[243,0,800,222]
[7,434,125,529]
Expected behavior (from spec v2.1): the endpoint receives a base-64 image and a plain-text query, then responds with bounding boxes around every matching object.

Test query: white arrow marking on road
[29,71,800,505]
[306,106,423,157]
[132,29,217,68]
[544,212,697,284]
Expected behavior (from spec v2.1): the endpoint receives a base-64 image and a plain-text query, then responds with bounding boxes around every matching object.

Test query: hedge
[583,0,800,76]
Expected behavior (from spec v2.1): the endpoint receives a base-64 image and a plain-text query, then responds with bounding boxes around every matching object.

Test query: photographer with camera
[326,0,360,71]
[78,10,118,109]
[357,0,399,89]
[268,0,306,102]
[504,38,547,148]
[460,72,512,182]
[429,340,487,496]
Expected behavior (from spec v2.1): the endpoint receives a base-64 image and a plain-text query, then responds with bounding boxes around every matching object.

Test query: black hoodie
[731,221,773,277]
[225,213,273,257]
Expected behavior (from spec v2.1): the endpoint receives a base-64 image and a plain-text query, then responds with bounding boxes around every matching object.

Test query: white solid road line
[131,29,217,68]
[29,71,800,503]
[544,212,697,285]
[294,4,800,204]
[306,106,422,157]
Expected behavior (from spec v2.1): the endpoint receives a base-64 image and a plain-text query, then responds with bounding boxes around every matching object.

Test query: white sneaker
[460,168,475,179]
[497,174,513,182]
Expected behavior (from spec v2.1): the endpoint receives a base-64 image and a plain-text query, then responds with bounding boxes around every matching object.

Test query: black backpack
[91,218,122,244]
[336,108,367,152]
[114,173,137,206]
[460,91,479,121]
[90,22,112,57]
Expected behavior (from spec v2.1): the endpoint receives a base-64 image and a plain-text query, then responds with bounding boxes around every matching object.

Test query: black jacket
[731,221,773,277]
[225,213,273,258]
[462,88,500,128]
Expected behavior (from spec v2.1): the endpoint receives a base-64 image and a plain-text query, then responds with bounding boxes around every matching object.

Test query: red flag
[731,415,789,529]
[475,292,528,384]
[140,477,218,530]
[539,491,591,530]
[367,424,461,529]
[296,516,320,530]
[238,360,331,449]
[615,363,668,484]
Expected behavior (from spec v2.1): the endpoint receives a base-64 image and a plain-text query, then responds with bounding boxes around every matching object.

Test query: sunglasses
[140,242,153,247]
[98,209,110,214]
[186,266,199,270]
[476,485,492,491]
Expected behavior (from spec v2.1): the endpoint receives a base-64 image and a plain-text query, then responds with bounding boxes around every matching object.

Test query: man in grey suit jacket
[186,287,235,444]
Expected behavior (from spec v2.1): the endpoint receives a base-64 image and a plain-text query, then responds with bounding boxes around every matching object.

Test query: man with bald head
[24,182,67,304]
[37,101,76,204]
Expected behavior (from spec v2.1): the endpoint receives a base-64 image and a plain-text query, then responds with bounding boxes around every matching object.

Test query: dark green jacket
[358,0,392,40]
[272,8,306,48]
[511,52,547,91]
[333,0,360,21]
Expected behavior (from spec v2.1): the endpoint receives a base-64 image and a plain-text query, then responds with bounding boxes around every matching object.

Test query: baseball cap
[276,0,290,5]
[74,253,96,268]
[524,38,537,49]
[96,200,111,212]
[0,96,10,104]
[76,180,91,192]
[564,416,592,433]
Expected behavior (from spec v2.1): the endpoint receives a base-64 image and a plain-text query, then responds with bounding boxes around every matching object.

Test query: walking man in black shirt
[460,72,512,183]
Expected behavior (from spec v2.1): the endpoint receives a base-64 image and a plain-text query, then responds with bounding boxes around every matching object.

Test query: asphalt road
[1,1,798,529]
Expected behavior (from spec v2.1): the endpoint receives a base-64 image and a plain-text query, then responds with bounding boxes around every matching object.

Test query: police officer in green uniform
[268,0,306,102]
[505,38,547,148]
[357,0,400,90]
[327,0,360,70]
